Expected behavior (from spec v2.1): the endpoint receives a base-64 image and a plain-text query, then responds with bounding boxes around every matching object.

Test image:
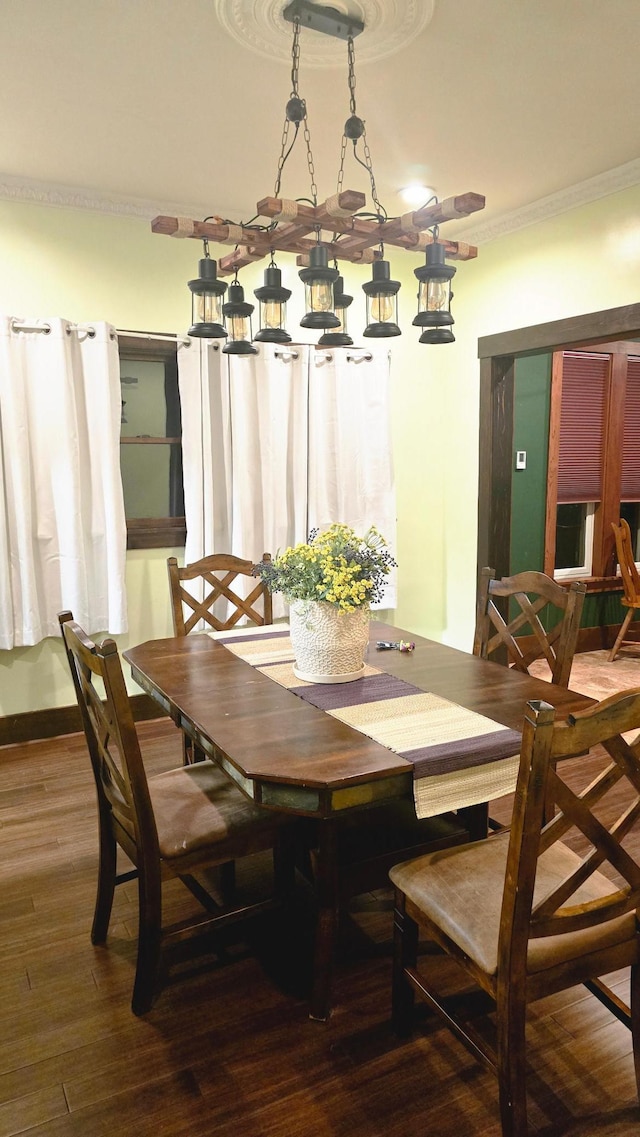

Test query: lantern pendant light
[168,6,485,349]
[299,244,340,329]
[222,278,258,355]
[318,274,353,347]
[362,258,401,338]
[187,246,227,339]
[254,260,292,343]
[413,237,456,344]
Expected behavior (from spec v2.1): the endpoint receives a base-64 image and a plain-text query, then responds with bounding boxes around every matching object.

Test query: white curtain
[0,317,127,648]
[308,346,397,607]
[177,337,232,565]
[178,339,396,612]
[227,344,310,563]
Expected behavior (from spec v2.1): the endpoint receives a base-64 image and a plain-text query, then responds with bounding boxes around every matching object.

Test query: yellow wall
[0,187,639,716]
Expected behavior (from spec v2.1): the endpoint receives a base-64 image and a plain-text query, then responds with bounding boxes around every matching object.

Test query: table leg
[309,816,339,1021]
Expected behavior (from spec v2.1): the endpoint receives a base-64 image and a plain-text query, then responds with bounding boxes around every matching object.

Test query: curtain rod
[11,320,99,338]
[117,328,191,346]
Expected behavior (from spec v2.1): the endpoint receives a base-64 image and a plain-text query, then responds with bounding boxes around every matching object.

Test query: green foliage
[254,523,396,613]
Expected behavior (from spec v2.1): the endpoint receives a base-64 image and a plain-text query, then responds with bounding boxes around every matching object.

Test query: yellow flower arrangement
[254,523,395,613]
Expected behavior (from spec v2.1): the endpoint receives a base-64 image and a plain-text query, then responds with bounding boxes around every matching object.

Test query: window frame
[553,502,596,579]
[118,333,186,551]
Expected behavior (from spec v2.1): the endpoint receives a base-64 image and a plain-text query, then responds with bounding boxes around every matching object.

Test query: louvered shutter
[621,356,640,501]
[557,352,608,504]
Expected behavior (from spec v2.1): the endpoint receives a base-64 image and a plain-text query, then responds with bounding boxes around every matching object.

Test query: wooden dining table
[124,620,593,1020]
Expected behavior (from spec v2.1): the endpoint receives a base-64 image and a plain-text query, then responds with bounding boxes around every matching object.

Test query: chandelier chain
[362,127,386,221]
[337,134,347,196]
[273,16,318,205]
[347,35,357,116]
[272,117,292,199]
[303,116,318,206]
[290,16,301,97]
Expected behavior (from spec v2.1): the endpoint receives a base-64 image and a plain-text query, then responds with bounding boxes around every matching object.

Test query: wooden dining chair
[168,552,273,762]
[391,688,640,1136]
[58,610,293,1016]
[472,568,586,833]
[167,552,273,636]
[473,567,586,687]
[609,518,640,661]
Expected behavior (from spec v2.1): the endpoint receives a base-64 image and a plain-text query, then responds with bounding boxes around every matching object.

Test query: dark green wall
[510,354,551,575]
[582,590,627,630]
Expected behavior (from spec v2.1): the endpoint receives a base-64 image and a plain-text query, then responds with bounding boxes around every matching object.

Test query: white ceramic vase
[288,599,370,683]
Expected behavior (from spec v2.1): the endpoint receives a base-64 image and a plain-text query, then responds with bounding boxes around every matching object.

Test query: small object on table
[375,640,415,653]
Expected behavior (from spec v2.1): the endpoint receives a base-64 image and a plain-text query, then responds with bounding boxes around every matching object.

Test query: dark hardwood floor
[0,717,638,1137]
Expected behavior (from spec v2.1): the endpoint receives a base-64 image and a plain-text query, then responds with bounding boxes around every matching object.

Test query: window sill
[126,518,186,550]
[555,574,624,594]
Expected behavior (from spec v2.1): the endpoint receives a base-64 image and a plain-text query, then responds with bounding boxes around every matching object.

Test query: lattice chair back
[609,520,640,662]
[168,552,273,636]
[473,567,586,687]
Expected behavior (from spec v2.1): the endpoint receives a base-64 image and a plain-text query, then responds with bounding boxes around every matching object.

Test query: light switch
[515,450,527,470]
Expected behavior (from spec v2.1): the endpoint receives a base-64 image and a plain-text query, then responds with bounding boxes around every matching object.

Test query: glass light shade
[305,280,334,314]
[194,291,224,326]
[187,257,227,339]
[362,259,401,338]
[299,245,340,330]
[319,276,354,347]
[228,313,250,340]
[418,277,450,314]
[370,293,396,323]
[254,264,292,344]
[222,282,257,355]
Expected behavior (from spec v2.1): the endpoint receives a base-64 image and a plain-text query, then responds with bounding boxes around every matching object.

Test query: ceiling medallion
[212,0,435,67]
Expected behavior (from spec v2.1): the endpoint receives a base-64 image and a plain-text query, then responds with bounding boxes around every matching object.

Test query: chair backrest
[612,518,640,607]
[167,553,273,636]
[473,567,586,687]
[58,611,158,867]
[501,689,640,975]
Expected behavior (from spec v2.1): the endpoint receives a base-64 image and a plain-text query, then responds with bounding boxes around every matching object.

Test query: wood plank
[152,186,484,276]
[478,303,640,360]
[0,1083,68,1135]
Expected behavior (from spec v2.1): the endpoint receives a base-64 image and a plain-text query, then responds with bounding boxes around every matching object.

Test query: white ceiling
[1,0,639,245]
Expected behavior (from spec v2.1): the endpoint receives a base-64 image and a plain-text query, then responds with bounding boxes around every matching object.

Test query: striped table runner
[210,625,522,819]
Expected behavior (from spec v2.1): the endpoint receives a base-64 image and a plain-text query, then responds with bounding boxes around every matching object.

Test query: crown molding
[460,159,640,246]
[1,160,640,249]
[0,173,207,223]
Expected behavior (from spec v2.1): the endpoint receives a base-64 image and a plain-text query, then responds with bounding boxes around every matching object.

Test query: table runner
[210,625,522,818]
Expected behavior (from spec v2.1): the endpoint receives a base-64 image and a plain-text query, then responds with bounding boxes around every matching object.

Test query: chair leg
[181,733,193,766]
[392,891,418,1037]
[496,986,528,1137]
[458,802,489,841]
[91,815,117,944]
[131,866,163,1016]
[631,961,640,1103]
[609,608,635,662]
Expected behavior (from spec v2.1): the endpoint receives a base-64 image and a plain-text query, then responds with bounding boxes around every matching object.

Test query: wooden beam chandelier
[151,0,486,353]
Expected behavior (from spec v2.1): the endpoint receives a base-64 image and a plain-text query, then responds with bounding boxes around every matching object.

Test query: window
[118,334,185,549]
[555,502,595,577]
[545,344,640,580]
